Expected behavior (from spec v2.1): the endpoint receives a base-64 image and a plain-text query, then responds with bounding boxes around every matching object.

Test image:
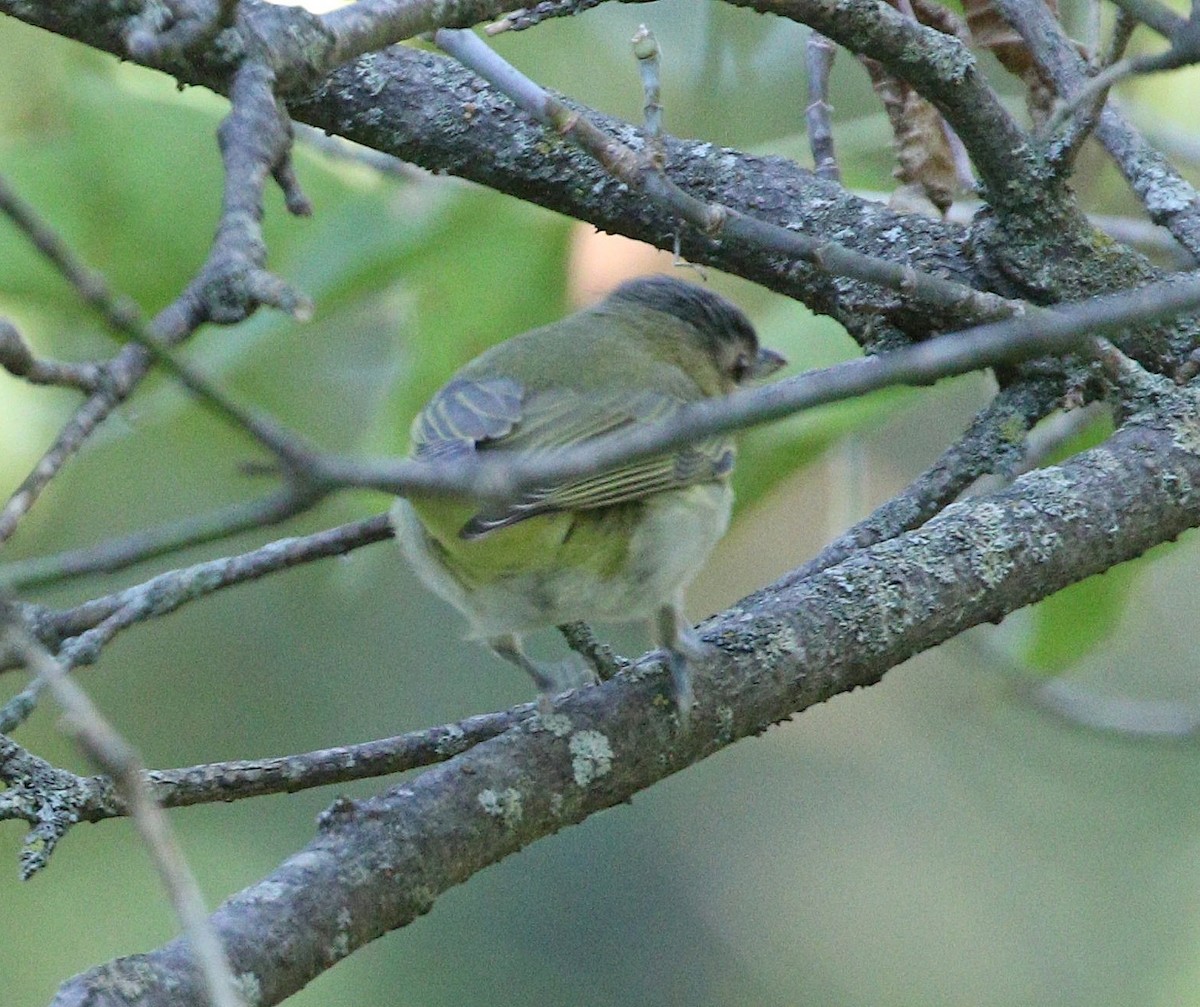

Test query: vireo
[391,275,785,715]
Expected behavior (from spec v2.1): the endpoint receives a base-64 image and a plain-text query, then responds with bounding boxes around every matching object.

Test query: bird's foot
[491,635,598,711]
[531,656,600,712]
[665,647,697,723]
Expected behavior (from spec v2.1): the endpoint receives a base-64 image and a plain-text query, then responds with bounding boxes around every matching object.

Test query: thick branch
[51,380,1200,1007]
[435,27,1013,326]
[321,0,526,66]
[291,44,978,341]
[0,0,1173,349]
[991,0,1200,260]
[0,0,992,343]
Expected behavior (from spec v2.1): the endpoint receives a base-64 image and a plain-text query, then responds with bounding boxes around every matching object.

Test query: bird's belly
[391,484,732,638]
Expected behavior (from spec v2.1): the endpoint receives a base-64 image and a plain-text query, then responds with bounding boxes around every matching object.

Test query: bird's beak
[750,347,787,379]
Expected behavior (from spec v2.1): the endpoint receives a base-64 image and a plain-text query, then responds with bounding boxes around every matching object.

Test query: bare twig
[293,123,427,180]
[321,0,533,67]
[631,25,664,158]
[991,0,1200,259]
[0,682,40,734]
[1101,7,1140,69]
[1108,0,1187,38]
[0,173,313,465]
[1,704,528,829]
[485,0,605,34]
[0,517,392,731]
[0,489,328,594]
[725,0,1034,214]
[308,270,1200,503]
[0,731,101,875]
[0,320,104,393]
[557,622,630,681]
[1044,14,1174,146]
[964,633,1200,739]
[1047,0,1144,159]
[786,378,1063,582]
[203,60,313,318]
[805,30,841,182]
[3,622,245,1007]
[0,343,150,544]
[1032,676,1200,738]
[434,27,1016,323]
[32,516,394,666]
[0,52,316,544]
[852,191,1190,263]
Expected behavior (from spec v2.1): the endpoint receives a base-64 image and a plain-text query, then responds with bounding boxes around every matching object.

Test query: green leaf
[1020,563,1143,675]
[1017,414,1164,675]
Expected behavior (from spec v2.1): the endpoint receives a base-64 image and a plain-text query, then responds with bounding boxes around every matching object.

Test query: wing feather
[456,386,734,539]
[413,375,734,539]
[411,377,524,460]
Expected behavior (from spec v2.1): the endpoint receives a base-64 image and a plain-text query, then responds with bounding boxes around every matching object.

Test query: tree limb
[49,378,1200,1007]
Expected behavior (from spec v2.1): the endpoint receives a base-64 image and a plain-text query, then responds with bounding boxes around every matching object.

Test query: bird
[390,274,785,717]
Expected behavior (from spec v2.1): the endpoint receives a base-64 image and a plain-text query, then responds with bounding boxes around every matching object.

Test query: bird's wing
[448,384,733,540]
[411,376,525,460]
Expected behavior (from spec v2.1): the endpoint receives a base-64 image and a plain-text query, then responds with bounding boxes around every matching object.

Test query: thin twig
[0,487,328,595]
[1102,7,1140,69]
[293,122,427,180]
[434,27,1017,324]
[32,516,394,668]
[0,320,104,393]
[1107,0,1187,38]
[631,25,664,160]
[2,623,245,1007]
[0,343,151,545]
[308,270,1200,503]
[852,190,1190,263]
[968,401,1108,497]
[557,622,630,681]
[726,0,1034,215]
[0,55,316,542]
[320,0,563,67]
[0,517,392,731]
[0,704,528,828]
[991,0,1200,259]
[963,633,1200,738]
[785,378,1063,582]
[0,680,41,734]
[805,30,841,182]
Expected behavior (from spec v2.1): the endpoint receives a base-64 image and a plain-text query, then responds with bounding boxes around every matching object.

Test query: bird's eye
[731,353,751,382]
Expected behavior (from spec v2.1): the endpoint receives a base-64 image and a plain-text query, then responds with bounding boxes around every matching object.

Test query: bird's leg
[490,633,596,712]
[652,597,704,720]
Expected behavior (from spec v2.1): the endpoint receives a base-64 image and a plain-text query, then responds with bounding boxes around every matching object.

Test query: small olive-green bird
[391,275,785,715]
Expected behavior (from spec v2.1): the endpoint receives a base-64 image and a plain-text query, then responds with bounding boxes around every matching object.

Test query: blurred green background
[4,3,1200,1005]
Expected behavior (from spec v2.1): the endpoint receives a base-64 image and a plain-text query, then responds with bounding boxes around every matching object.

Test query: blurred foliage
[1016,416,1143,676]
[2,6,1200,1007]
